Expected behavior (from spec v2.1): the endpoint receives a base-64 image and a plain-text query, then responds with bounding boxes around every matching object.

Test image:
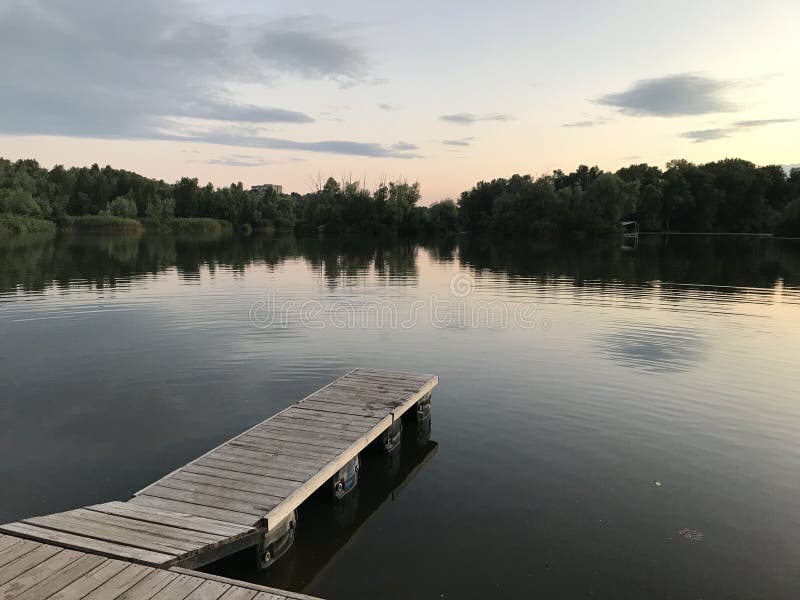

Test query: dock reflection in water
[203,414,437,593]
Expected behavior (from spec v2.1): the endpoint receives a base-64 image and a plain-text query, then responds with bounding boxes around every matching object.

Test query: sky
[0,0,798,203]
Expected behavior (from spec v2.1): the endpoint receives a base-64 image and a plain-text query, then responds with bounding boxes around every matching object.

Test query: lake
[1,232,799,599]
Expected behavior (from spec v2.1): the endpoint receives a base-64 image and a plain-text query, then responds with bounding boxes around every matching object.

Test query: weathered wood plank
[86,502,250,537]
[195,457,309,484]
[138,486,274,517]
[313,384,404,399]
[251,423,361,445]
[205,453,317,481]
[45,558,129,600]
[112,568,177,600]
[67,508,221,546]
[128,496,260,527]
[180,465,301,493]
[342,380,429,394]
[0,539,38,569]
[185,579,232,600]
[150,573,203,599]
[252,420,367,442]
[22,514,189,556]
[352,367,435,382]
[252,593,287,600]
[248,423,354,447]
[294,400,391,419]
[281,406,382,426]
[247,426,352,450]
[172,470,296,498]
[211,445,328,471]
[209,449,320,476]
[304,394,404,410]
[156,477,284,507]
[168,569,320,600]
[0,545,64,588]
[180,466,302,495]
[0,537,21,555]
[0,548,82,599]
[10,553,107,600]
[219,588,259,600]
[0,522,175,566]
[270,414,371,433]
[232,436,341,460]
[327,380,420,394]
[323,380,420,395]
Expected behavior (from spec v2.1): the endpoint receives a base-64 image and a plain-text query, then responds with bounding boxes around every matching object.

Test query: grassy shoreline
[140,217,233,235]
[62,215,143,232]
[0,214,57,235]
[1,215,236,236]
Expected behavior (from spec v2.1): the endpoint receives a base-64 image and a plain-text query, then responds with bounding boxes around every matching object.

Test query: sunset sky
[1,0,798,202]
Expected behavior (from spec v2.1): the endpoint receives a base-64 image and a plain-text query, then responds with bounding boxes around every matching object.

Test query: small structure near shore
[621,220,640,237]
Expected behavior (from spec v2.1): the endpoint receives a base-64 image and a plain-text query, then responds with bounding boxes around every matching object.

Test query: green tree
[107,195,138,218]
[0,189,41,216]
[426,199,459,233]
[145,197,175,225]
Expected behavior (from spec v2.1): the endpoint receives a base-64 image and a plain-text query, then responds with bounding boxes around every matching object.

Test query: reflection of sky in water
[2,234,800,600]
[597,323,709,373]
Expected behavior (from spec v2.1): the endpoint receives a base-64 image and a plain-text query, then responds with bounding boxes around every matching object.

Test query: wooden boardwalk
[0,369,438,596]
[133,368,437,531]
[1,502,254,568]
[0,533,319,599]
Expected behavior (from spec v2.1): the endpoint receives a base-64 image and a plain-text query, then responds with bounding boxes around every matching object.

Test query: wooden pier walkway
[0,369,438,598]
[0,533,318,600]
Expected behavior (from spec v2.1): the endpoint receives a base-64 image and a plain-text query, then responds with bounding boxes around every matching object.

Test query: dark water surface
[1,233,799,599]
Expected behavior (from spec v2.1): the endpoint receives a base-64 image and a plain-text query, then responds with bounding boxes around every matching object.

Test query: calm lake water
[1,232,800,599]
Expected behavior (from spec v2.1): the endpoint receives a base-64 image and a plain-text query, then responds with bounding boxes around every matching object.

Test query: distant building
[251,184,283,195]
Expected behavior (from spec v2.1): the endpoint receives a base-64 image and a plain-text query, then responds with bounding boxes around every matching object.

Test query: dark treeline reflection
[458,235,800,291]
[1,233,799,298]
[0,233,425,294]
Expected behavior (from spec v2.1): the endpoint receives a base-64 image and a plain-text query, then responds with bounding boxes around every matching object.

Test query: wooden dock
[0,369,438,598]
[0,533,319,599]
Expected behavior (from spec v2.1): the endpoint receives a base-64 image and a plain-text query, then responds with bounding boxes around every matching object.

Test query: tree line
[459,159,800,236]
[0,158,454,236]
[1,157,798,237]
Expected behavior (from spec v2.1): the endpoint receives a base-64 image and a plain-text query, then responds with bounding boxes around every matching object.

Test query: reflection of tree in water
[421,235,458,263]
[299,237,420,288]
[458,234,800,299]
[374,241,418,282]
[0,233,427,294]
[596,323,709,373]
[2,233,799,300]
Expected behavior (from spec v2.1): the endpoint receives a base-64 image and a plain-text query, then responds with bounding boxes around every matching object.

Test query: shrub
[0,214,57,235]
[108,196,138,218]
[0,189,41,217]
[61,215,142,232]
[775,198,800,237]
[169,218,234,235]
